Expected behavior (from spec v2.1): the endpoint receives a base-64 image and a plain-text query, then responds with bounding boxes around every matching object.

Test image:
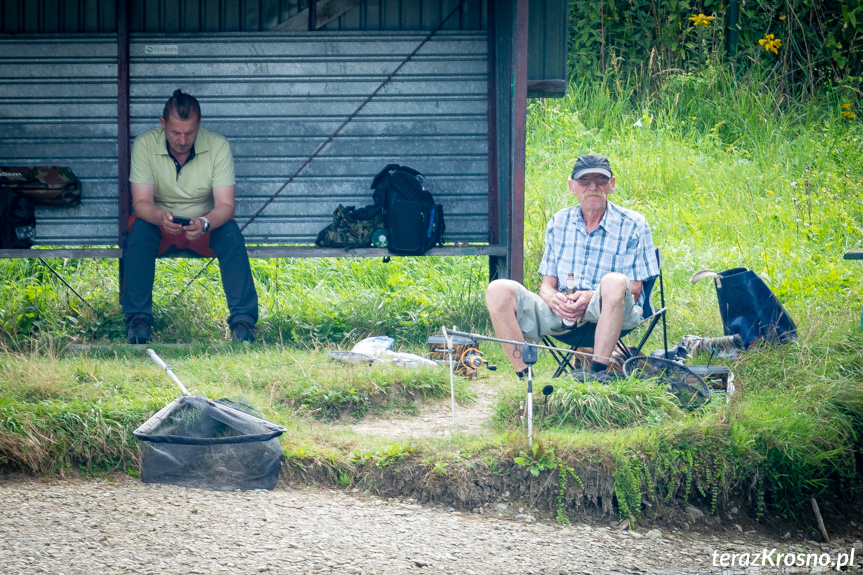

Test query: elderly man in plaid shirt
[486,153,660,382]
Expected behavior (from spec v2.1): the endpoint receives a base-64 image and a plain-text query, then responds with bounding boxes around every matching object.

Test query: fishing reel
[460,348,497,373]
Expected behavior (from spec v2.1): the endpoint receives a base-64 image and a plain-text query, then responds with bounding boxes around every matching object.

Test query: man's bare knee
[486,279,520,310]
[599,273,627,298]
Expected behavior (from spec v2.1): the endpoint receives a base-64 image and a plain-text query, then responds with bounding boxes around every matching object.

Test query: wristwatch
[199,216,211,233]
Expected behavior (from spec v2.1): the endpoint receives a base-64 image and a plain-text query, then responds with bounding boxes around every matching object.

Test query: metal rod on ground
[520,342,539,446]
[441,327,614,364]
[527,366,533,446]
[146,349,191,396]
[444,329,456,425]
[440,328,578,447]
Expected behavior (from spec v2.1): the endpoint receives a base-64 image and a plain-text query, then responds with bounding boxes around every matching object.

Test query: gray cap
[571,153,613,179]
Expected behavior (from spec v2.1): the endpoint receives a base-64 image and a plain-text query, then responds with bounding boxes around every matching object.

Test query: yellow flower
[758,34,782,54]
[692,116,697,120]
[842,102,854,109]
[689,13,715,27]
[842,110,857,119]
[766,189,774,195]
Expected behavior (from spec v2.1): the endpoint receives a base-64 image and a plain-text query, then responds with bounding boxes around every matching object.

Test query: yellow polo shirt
[129,126,235,218]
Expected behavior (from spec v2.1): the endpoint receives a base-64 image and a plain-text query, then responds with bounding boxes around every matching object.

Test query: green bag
[0,166,81,206]
[315,204,385,249]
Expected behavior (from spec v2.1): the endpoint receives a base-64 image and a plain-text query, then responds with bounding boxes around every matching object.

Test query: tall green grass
[525,66,863,343]
[494,375,681,431]
[0,255,490,345]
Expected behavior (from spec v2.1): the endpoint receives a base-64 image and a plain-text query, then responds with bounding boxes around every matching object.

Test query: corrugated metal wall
[0,35,119,244]
[131,32,488,244]
[527,0,566,97]
[318,0,485,31]
[0,0,486,32]
[0,0,116,33]
[0,32,489,245]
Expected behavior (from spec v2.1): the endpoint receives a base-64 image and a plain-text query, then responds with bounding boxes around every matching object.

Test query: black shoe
[231,321,255,343]
[126,314,152,345]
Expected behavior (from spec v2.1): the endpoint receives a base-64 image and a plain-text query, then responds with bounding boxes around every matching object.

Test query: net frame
[135,350,288,492]
[622,356,712,409]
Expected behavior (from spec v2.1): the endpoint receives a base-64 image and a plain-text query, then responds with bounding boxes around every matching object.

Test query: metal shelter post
[486,0,501,283]
[308,0,317,30]
[509,0,528,284]
[726,0,740,59]
[117,0,131,296]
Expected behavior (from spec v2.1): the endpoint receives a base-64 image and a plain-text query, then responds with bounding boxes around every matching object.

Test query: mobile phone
[172,216,191,226]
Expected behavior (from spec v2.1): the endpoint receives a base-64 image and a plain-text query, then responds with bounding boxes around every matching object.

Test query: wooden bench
[844,250,863,329]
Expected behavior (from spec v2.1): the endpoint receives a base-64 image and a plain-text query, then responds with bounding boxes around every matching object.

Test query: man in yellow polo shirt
[122,89,258,343]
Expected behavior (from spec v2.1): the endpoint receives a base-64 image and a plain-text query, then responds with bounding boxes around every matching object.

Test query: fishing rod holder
[442,327,566,447]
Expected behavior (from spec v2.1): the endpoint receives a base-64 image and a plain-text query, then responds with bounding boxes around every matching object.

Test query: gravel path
[3,477,860,574]
[346,379,498,438]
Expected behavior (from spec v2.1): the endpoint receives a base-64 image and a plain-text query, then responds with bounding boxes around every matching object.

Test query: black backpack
[370,164,445,256]
[0,191,36,249]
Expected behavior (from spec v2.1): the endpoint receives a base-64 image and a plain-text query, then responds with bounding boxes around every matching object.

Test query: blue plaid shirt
[538,202,659,299]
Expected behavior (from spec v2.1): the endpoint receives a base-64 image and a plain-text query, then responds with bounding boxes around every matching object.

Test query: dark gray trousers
[121,219,258,327]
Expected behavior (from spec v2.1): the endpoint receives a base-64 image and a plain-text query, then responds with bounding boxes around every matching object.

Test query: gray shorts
[514,282,643,342]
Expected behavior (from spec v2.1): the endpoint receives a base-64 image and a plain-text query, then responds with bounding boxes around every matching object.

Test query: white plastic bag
[350,336,437,368]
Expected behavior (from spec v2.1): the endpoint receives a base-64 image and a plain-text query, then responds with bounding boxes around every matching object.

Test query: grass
[0,255,491,345]
[494,374,681,431]
[0,344,472,472]
[2,67,863,527]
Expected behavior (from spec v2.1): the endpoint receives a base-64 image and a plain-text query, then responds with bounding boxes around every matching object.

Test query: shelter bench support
[844,250,863,330]
[0,246,508,260]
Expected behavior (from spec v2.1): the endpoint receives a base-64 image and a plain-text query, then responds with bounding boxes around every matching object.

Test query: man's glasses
[575,174,610,186]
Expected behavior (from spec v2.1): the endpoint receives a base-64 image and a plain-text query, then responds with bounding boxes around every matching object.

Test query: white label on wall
[144,45,179,56]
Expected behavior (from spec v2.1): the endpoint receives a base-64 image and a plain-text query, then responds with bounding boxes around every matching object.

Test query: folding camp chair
[541,248,668,378]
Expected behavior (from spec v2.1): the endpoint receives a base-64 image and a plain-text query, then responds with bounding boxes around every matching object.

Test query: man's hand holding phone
[182,217,204,241]
[160,211,185,234]
[160,212,205,240]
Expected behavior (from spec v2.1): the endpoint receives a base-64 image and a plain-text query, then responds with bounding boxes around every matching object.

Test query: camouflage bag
[0,166,81,206]
[315,204,385,249]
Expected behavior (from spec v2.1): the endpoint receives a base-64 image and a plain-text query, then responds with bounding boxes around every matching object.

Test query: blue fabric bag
[691,268,797,348]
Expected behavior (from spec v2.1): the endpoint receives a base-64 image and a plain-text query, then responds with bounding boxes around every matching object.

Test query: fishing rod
[440,327,614,363]
[38,257,97,314]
